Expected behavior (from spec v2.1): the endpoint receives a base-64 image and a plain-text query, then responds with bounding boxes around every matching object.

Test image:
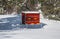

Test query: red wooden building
[22,11,40,25]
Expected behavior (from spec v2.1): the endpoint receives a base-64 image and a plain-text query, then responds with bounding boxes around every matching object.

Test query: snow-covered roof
[22,11,40,13]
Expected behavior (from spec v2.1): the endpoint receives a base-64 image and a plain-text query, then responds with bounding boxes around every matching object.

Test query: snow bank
[0,10,60,39]
[0,15,17,19]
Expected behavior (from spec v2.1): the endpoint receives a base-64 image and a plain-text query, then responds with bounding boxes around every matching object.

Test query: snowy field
[0,13,60,39]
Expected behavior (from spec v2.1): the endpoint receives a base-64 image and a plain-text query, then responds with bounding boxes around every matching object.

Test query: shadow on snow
[0,14,47,30]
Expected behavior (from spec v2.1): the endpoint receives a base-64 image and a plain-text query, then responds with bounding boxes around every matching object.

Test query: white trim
[22,11,40,13]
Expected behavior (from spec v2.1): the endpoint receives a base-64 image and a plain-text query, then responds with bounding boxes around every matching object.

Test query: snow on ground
[0,11,60,39]
[0,15,17,19]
